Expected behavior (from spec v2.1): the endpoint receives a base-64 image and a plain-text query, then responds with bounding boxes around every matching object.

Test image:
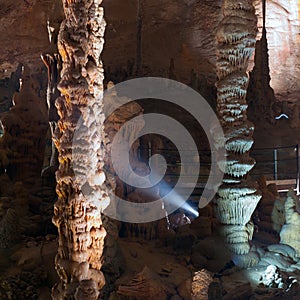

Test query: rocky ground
[0,0,300,299]
[0,169,299,299]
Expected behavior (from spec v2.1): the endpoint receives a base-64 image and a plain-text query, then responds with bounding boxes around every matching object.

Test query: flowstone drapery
[215,0,261,266]
[280,190,300,258]
[52,0,110,298]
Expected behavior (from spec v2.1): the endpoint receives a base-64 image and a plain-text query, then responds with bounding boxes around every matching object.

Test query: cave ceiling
[0,0,299,102]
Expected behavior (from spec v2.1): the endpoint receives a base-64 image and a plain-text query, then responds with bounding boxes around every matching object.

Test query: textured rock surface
[41,52,61,177]
[0,0,63,79]
[280,190,300,258]
[0,0,222,87]
[0,208,20,248]
[117,266,176,300]
[1,0,300,104]
[253,177,285,245]
[191,269,213,300]
[254,0,300,102]
[214,0,261,265]
[103,83,171,241]
[102,0,221,84]
[52,0,109,298]
[0,66,48,180]
[247,0,276,123]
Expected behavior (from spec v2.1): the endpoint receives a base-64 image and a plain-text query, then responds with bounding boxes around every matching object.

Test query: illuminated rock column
[215,0,261,265]
[52,0,110,298]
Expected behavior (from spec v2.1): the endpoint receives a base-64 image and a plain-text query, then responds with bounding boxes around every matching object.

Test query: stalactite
[52,0,109,298]
[41,53,61,176]
[215,0,261,267]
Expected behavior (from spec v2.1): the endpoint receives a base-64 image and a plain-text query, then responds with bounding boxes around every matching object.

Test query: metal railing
[251,145,299,193]
[138,144,300,194]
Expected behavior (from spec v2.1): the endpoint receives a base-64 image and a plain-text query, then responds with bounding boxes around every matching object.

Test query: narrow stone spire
[52,0,110,298]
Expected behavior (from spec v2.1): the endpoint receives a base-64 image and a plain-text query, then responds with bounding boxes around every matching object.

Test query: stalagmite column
[215,0,261,266]
[247,0,275,123]
[52,0,110,298]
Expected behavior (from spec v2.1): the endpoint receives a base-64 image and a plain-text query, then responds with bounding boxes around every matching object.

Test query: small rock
[129,249,137,258]
[45,234,56,241]
[170,295,182,300]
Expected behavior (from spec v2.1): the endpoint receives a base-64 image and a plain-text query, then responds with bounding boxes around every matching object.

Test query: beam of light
[159,180,199,218]
[131,168,200,218]
[0,120,4,138]
[275,113,289,120]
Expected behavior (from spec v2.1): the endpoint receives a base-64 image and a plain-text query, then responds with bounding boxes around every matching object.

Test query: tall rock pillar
[215,0,262,267]
[52,0,110,298]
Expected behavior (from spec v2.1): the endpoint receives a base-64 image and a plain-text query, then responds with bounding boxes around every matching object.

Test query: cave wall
[0,0,223,85]
[102,0,222,85]
[1,0,299,104]
[254,0,300,102]
[0,0,63,79]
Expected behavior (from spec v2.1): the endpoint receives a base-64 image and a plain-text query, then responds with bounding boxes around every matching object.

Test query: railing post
[296,144,299,194]
[148,139,152,160]
[274,148,278,181]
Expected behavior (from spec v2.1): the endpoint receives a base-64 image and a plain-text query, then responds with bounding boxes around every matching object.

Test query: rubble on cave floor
[0,206,300,299]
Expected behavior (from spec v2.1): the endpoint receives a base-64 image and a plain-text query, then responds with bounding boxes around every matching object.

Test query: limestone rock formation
[280,190,300,258]
[103,0,222,84]
[0,66,48,180]
[1,1,300,299]
[254,177,285,245]
[0,65,22,119]
[191,269,214,300]
[0,208,20,248]
[214,0,262,266]
[0,0,63,80]
[260,264,297,290]
[117,266,176,300]
[103,80,147,190]
[247,0,276,123]
[103,83,169,241]
[41,53,61,178]
[253,0,300,103]
[1,0,300,109]
[190,205,213,238]
[52,0,110,298]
